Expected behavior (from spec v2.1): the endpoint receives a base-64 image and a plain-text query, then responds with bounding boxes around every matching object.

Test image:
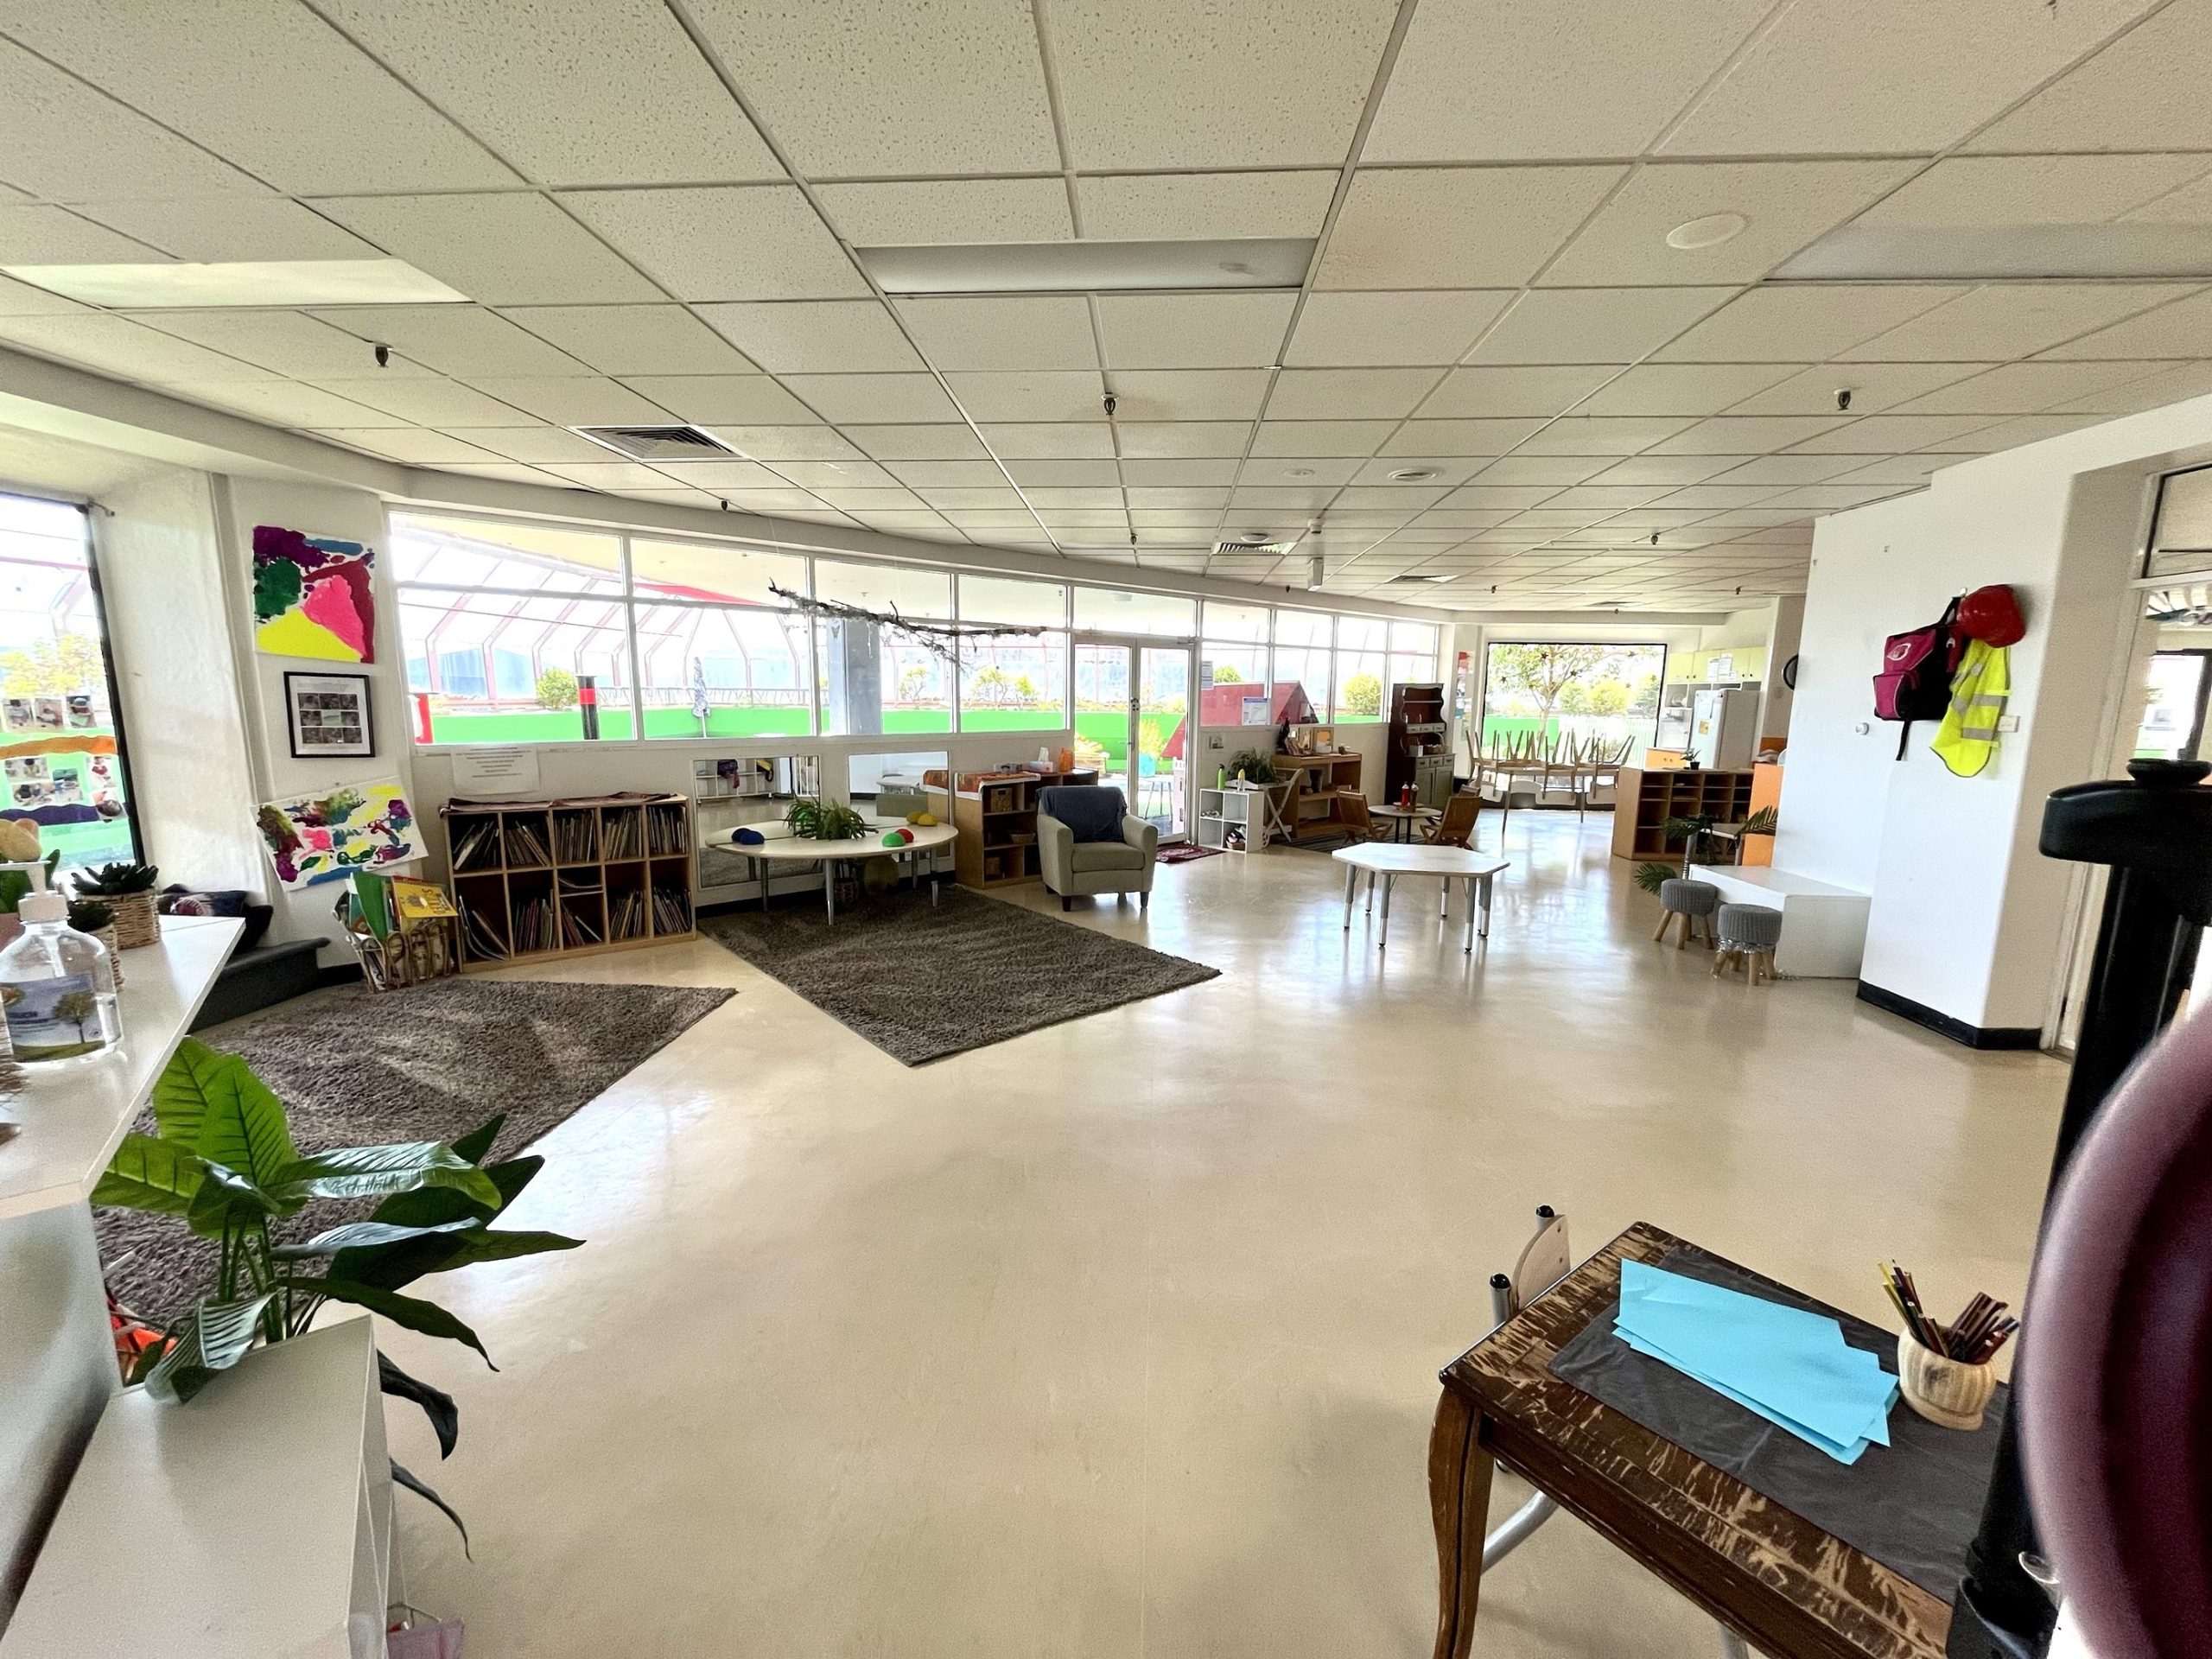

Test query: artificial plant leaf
[271,1217,483,1260]
[339,1227,585,1292]
[368,1154,540,1230]
[391,1459,471,1560]
[126,1336,171,1387]
[284,1276,496,1368]
[143,1292,274,1404]
[148,1036,230,1147]
[90,1133,204,1216]
[191,1051,299,1191]
[185,1158,282,1241]
[378,1351,459,1459]
[269,1142,502,1209]
[450,1113,506,1167]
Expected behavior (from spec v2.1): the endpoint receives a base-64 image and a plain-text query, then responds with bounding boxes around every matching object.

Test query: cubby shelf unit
[1608,766,1758,861]
[442,792,696,969]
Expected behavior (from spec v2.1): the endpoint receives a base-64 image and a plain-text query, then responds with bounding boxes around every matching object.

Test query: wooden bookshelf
[441,792,696,969]
[1608,766,1756,861]
[1385,682,1450,808]
[1271,750,1364,842]
[925,767,1098,890]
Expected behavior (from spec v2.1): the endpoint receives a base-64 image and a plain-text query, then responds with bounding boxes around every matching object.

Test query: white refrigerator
[1688,688,1760,770]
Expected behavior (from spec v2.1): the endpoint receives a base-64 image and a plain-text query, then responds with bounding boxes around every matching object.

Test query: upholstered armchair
[1036,785,1158,911]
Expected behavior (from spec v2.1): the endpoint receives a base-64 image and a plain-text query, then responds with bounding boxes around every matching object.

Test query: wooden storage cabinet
[442,792,696,967]
[1270,751,1364,842]
[1608,766,1756,861]
[926,767,1096,890]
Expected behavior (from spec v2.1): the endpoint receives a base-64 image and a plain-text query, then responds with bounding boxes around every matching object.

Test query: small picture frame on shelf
[283,671,375,759]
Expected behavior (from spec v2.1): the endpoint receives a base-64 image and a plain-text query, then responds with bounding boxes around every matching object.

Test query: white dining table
[708,821,959,925]
[1332,842,1509,952]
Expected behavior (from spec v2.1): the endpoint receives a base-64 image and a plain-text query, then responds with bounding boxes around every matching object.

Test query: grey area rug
[701,886,1217,1065]
[97,976,732,1327]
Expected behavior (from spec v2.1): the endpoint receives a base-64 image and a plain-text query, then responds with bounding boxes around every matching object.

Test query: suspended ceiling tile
[1106,369,1269,421]
[559,186,865,302]
[816,178,1073,245]
[814,486,928,511]
[1115,421,1253,457]
[1705,453,1878,486]
[948,371,1109,423]
[1075,170,1338,240]
[505,305,757,376]
[309,0,781,188]
[415,461,563,486]
[1047,0,1398,170]
[1267,366,1445,420]
[2123,174,2212,225]
[1025,486,1125,509]
[1855,154,2212,228]
[1794,454,1942,486]
[0,313,276,383]
[1121,458,1238,486]
[2055,360,2212,414]
[1513,416,1696,455]
[767,460,902,489]
[1541,485,1673,512]
[845,424,992,461]
[1318,165,1625,289]
[1575,363,1799,417]
[884,460,1009,488]
[1238,456,1363,487]
[942,508,1045,527]
[1656,0,2152,157]
[1887,359,2163,416]
[1724,361,1980,416]
[1546,162,1912,286]
[976,422,1117,457]
[1282,290,1511,368]
[1249,420,1397,456]
[311,304,588,376]
[1465,286,1737,365]
[781,372,961,423]
[1417,364,1624,418]
[1125,486,1230,509]
[315,193,658,304]
[1584,454,1747,486]
[5,0,517,193]
[1840,284,2195,362]
[1346,456,1490,486]
[914,488,1027,511]
[173,378,404,428]
[0,276,86,317]
[1785,414,1993,452]
[335,374,601,426]
[1096,293,1296,371]
[1654,285,1964,362]
[1968,0,2212,155]
[611,374,817,424]
[539,460,688,490]
[1473,455,1618,486]
[894,295,1099,372]
[0,205,167,264]
[1382,417,1549,454]
[2037,289,2212,360]
[1363,0,1767,162]
[696,426,863,461]
[682,0,1057,177]
[1651,485,1784,510]
[1001,458,1121,487]
[461,426,634,464]
[0,39,265,200]
[73,197,376,263]
[638,458,780,489]
[1645,415,1852,454]
[1934,413,2106,451]
[125,309,421,380]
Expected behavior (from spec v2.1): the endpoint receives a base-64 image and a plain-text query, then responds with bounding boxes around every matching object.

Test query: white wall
[1780,391,2212,1033]
[1761,594,1804,741]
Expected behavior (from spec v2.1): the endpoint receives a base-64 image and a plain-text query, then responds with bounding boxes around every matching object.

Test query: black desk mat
[1547,1245,2005,1602]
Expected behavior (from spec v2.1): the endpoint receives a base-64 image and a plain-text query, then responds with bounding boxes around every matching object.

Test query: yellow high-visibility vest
[1932,638,2009,777]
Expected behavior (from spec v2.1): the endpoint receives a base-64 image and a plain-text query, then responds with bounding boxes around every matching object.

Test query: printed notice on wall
[451,746,540,795]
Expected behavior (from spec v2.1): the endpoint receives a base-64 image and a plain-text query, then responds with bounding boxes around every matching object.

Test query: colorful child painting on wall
[253,524,378,663]
[256,778,423,889]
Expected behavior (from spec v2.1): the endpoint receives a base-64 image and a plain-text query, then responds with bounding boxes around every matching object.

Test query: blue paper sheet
[1615,1262,1897,1465]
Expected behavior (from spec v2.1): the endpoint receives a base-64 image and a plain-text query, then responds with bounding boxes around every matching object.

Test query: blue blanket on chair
[1039,785,1126,843]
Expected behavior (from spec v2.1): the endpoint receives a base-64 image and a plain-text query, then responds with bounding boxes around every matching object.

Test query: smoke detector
[574,423,736,461]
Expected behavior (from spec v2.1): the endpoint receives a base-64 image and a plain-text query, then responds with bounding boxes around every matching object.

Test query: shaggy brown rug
[96,976,732,1327]
[701,886,1217,1065]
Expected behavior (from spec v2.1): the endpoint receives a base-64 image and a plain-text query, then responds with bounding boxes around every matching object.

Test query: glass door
[1072,635,1194,841]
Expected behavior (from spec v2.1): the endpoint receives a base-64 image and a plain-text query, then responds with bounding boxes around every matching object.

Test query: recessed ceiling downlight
[1666,213,1750,251]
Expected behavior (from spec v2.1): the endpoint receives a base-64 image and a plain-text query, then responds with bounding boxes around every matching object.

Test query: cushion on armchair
[1038,785,1127,842]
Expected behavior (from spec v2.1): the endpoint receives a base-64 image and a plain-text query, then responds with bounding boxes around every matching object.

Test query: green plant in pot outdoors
[92,1038,582,1548]
[1224,748,1277,785]
[71,860,160,949]
[785,797,868,840]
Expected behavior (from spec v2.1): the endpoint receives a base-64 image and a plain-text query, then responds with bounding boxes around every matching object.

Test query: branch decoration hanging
[766,582,1045,662]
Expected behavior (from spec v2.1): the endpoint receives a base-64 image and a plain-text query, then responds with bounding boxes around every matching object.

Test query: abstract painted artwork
[253,524,378,663]
[256,777,425,889]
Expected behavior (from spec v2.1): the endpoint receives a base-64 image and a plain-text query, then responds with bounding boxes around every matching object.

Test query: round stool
[1713,903,1783,984]
[1655,877,1719,950]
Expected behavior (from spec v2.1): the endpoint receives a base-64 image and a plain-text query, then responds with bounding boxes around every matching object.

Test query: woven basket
[107,891,159,950]
[88,923,124,987]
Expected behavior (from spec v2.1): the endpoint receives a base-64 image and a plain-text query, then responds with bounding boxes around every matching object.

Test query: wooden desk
[1270,750,1363,841]
[1429,1223,1948,1659]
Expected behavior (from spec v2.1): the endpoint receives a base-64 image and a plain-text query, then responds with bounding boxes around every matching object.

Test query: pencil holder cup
[1897,1330,1995,1431]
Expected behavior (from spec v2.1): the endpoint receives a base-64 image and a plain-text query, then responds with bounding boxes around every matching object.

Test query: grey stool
[1654,877,1719,950]
[1713,903,1783,983]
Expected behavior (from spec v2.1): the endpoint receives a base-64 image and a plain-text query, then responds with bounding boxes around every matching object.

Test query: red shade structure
[1161,681,1315,763]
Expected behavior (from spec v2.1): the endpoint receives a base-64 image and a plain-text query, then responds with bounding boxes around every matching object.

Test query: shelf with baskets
[440,792,696,969]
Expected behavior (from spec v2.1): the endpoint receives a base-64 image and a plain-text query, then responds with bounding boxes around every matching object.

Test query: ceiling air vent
[1213,537,1300,557]
[1388,573,1455,584]
[574,423,736,461]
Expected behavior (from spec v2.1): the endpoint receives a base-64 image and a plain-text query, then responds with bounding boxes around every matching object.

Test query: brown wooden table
[1427,1222,1950,1659]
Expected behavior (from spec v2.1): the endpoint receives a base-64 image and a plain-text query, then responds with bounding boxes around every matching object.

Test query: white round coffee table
[709,821,959,925]
[1332,842,1509,952]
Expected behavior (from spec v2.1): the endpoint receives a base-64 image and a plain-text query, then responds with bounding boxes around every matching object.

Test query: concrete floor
[383,813,2067,1657]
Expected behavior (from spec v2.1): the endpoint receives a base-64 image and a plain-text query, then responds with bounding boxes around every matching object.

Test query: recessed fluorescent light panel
[0,258,470,308]
[1772,224,2212,283]
[857,238,1314,295]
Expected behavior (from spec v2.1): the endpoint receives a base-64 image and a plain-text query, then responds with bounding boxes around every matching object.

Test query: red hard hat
[1956,583,2025,646]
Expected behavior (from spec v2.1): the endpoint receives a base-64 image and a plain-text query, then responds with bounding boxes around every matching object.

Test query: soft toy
[882,827,914,847]
[733,826,766,846]
[0,818,41,862]
[907,811,937,827]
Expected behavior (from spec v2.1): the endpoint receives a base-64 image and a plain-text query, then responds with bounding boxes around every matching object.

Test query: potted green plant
[71,861,160,949]
[92,1038,582,1546]
[785,798,868,840]
[1224,748,1277,785]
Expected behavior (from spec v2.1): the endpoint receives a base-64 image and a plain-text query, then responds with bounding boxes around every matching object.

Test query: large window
[817,561,953,737]
[0,493,138,868]
[633,539,812,738]
[1478,641,1666,756]
[957,575,1067,731]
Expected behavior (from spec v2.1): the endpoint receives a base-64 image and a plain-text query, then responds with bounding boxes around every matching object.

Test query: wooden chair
[1335,791,1388,841]
[1425,792,1482,849]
